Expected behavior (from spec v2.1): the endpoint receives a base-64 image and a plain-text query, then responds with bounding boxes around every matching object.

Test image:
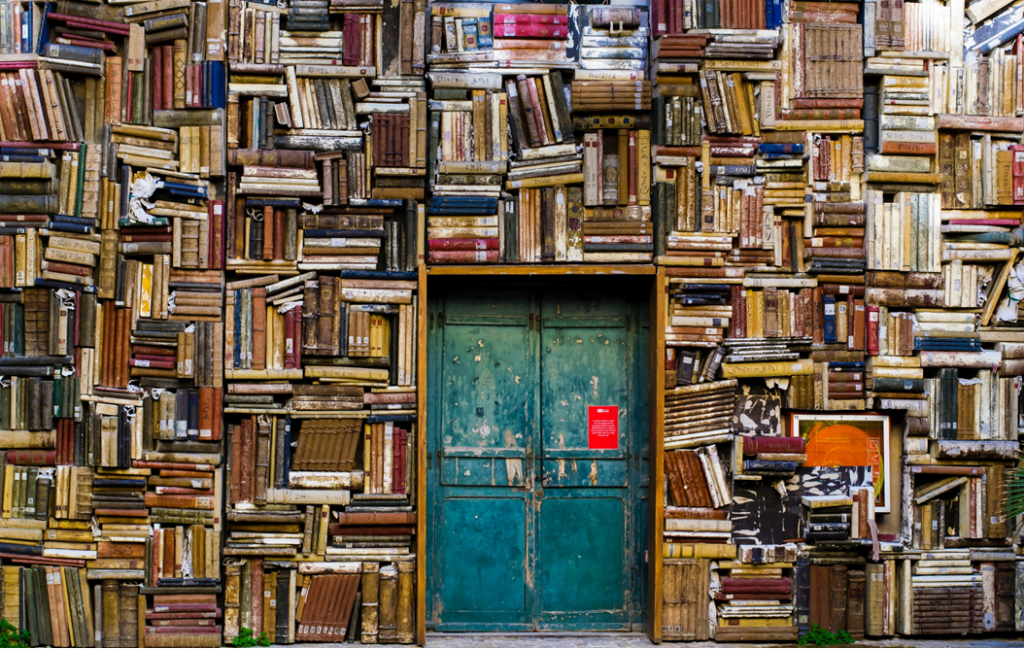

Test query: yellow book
[61,567,75,647]
[2,464,14,518]
[638,129,651,206]
[266,305,276,370]
[663,542,737,559]
[14,233,26,287]
[506,172,585,190]
[721,358,814,378]
[138,262,153,318]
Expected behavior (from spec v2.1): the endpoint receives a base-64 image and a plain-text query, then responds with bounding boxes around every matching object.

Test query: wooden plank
[426,264,658,276]
[647,266,666,643]
[416,262,428,646]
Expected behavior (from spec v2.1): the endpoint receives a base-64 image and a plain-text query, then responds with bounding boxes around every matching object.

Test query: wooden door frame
[414,266,666,645]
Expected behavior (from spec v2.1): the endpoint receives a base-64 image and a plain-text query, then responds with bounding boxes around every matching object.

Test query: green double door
[426,284,649,631]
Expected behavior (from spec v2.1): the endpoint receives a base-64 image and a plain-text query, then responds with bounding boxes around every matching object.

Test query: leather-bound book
[101,580,119,647]
[379,564,398,643]
[360,562,380,643]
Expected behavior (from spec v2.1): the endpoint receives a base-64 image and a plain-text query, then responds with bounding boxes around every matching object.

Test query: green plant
[231,627,271,648]
[1005,460,1024,519]
[0,619,29,648]
[799,624,854,646]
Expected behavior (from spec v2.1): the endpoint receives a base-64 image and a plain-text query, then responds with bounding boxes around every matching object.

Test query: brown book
[317,278,335,356]
[101,579,120,647]
[847,569,866,639]
[360,562,380,643]
[829,564,848,633]
[251,287,267,370]
[251,557,263,634]
[119,584,138,648]
[254,416,271,504]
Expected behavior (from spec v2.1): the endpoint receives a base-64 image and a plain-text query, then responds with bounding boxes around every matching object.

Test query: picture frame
[788,413,891,513]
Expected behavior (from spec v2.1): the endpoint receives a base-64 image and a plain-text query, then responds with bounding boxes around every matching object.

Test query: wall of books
[653,0,1024,639]
[0,0,423,644]
[2,0,1024,643]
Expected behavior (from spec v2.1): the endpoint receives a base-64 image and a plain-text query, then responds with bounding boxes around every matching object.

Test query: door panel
[439,290,531,488]
[538,495,627,628]
[438,495,529,623]
[540,293,630,489]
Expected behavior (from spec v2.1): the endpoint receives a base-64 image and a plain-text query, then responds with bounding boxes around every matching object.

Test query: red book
[210,200,225,269]
[161,45,173,111]
[272,209,284,261]
[151,527,162,585]
[866,305,879,355]
[742,436,806,454]
[492,13,566,24]
[240,418,254,503]
[6,450,55,465]
[427,250,499,263]
[199,386,214,441]
[129,358,176,369]
[525,77,548,145]
[211,387,222,442]
[627,130,638,205]
[334,511,416,525]
[152,46,163,111]
[39,260,91,276]
[132,345,176,357]
[427,238,499,250]
[149,619,218,627]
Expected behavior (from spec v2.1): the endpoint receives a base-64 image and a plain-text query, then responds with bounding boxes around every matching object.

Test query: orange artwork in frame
[788,413,890,513]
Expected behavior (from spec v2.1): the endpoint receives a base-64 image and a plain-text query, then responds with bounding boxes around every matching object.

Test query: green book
[74,146,87,218]
[23,568,38,648]
[52,372,63,420]
[33,566,52,647]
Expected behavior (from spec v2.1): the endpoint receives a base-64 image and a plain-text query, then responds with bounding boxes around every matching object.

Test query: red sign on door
[588,406,619,450]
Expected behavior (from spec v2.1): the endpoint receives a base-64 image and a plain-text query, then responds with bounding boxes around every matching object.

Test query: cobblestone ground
[376,633,1024,648]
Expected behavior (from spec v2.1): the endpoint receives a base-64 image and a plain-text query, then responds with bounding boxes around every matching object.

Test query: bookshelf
[2,0,1024,642]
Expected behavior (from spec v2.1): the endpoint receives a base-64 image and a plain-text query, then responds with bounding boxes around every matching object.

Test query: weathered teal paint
[427,284,649,632]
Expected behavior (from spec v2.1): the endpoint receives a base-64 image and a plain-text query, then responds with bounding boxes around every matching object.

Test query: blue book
[47,222,94,235]
[303,229,386,239]
[349,198,403,208]
[427,208,495,215]
[162,181,208,197]
[829,362,865,370]
[759,143,804,154]
[210,61,227,109]
[52,214,96,226]
[476,17,493,47]
[0,227,33,235]
[0,155,46,163]
[743,459,798,473]
[340,270,418,280]
[823,295,836,343]
[36,5,51,55]
[34,278,96,293]
[245,198,303,208]
[367,414,417,424]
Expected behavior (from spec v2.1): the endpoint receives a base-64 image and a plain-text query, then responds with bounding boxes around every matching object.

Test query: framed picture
[788,413,891,513]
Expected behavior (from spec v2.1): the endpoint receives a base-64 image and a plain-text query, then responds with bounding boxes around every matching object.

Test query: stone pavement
[374,633,1024,648]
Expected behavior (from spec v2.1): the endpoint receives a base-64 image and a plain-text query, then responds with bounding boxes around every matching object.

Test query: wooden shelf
[426,263,657,276]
